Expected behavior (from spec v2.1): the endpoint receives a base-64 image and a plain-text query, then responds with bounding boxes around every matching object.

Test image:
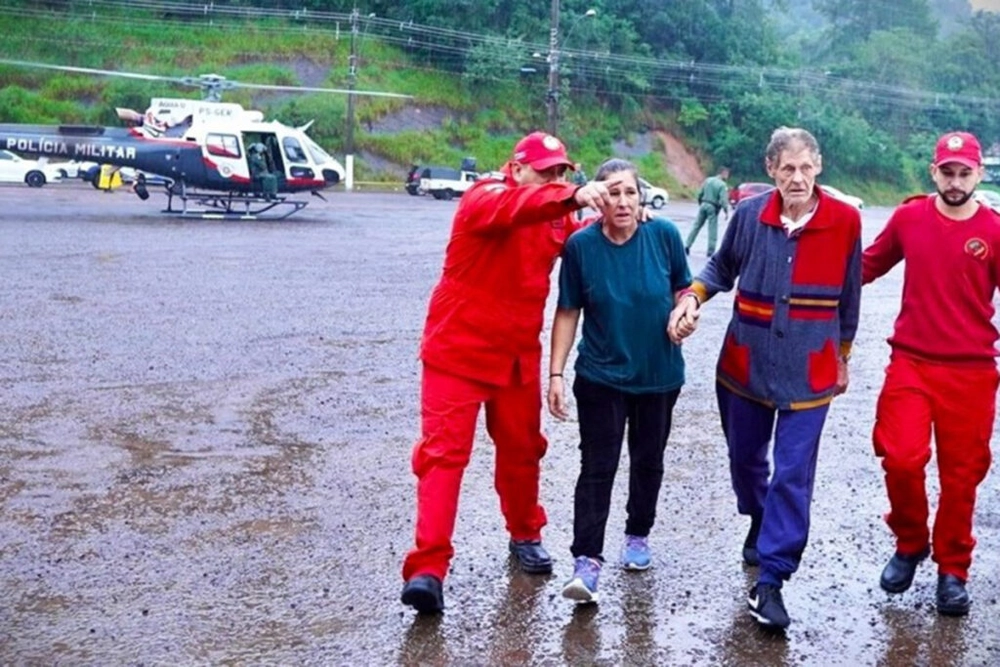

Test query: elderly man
[401,132,619,614]
[864,131,1000,617]
[668,127,862,630]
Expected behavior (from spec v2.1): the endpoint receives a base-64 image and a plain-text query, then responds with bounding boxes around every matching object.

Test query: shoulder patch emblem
[965,237,989,260]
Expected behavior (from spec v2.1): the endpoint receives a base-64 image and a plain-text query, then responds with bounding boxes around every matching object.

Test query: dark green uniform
[686,174,729,255]
[249,148,278,200]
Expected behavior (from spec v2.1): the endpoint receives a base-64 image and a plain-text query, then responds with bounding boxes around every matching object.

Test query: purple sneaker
[620,535,651,571]
[562,556,601,604]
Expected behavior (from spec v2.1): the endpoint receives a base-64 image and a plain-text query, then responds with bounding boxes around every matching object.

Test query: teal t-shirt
[557,218,691,393]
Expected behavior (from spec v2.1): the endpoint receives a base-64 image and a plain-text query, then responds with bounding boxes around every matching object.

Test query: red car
[729,182,773,207]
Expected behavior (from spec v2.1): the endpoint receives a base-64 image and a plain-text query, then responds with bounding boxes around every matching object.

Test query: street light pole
[546,0,560,136]
[546,5,595,137]
[345,7,359,190]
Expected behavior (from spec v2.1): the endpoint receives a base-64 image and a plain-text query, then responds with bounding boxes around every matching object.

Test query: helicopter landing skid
[163,189,308,220]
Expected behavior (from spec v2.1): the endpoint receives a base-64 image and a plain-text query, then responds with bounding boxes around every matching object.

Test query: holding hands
[667,293,700,344]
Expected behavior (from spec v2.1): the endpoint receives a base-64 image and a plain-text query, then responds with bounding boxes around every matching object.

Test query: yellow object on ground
[98,165,124,190]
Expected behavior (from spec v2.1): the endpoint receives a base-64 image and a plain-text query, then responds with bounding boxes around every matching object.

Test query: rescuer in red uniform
[400,132,620,614]
[864,131,1000,617]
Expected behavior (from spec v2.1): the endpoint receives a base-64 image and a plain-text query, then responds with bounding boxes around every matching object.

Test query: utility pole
[345,7,359,190]
[546,0,560,137]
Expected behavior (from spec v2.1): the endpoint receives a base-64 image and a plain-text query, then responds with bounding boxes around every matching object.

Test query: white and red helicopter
[0,60,411,219]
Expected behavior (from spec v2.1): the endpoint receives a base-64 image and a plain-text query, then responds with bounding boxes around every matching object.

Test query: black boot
[879,548,930,593]
[401,574,444,614]
[936,574,971,616]
[509,539,553,574]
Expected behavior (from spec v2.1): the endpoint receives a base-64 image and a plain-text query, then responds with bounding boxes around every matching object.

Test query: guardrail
[343,182,408,193]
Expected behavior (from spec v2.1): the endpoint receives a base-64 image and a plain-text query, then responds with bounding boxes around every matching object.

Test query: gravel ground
[0,182,998,665]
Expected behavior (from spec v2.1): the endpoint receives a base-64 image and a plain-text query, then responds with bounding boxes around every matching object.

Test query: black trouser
[570,374,680,560]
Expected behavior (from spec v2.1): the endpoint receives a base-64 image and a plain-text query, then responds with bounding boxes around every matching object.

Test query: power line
[2,0,998,115]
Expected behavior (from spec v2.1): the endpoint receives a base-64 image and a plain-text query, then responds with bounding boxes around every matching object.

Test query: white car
[0,150,63,187]
[639,178,669,209]
[47,159,99,180]
[820,184,864,209]
[420,168,478,201]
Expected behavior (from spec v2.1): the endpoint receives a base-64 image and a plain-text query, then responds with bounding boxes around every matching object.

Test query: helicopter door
[280,136,317,182]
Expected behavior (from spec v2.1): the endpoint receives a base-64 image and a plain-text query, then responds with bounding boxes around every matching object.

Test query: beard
[937,187,975,207]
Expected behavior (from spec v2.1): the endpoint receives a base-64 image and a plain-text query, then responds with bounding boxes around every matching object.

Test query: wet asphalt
[0,182,998,665]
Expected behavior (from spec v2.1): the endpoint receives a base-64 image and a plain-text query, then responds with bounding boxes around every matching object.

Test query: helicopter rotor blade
[0,59,412,100]
[0,59,183,84]
[231,81,413,99]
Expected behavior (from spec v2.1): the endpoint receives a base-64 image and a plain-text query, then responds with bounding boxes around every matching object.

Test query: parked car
[729,182,773,206]
[409,158,479,199]
[47,159,98,180]
[0,149,63,187]
[639,178,669,209]
[820,184,864,209]
[406,166,457,196]
[420,166,478,200]
[974,189,1000,213]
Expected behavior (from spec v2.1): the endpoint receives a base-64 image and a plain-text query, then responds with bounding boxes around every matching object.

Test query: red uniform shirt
[863,195,1000,365]
[420,170,581,386]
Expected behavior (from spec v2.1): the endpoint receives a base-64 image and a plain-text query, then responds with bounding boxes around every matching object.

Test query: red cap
[934,131,982,169]
[512,132,575,171]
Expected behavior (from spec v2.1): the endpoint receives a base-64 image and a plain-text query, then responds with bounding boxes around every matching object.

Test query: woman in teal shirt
[548,158,692,604]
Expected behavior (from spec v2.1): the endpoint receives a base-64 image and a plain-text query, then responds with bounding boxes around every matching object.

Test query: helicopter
[0,60,412,219]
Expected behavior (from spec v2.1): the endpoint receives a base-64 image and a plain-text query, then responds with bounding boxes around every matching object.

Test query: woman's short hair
[594,158,639,183]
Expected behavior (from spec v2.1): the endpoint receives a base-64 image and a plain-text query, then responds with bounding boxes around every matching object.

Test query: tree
[463,37,525,88]
[814,0,937,59]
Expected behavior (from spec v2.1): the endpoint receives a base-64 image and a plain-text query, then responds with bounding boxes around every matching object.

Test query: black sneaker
[509,539,553,574]
[936,574,971,616]
[742,514,762,566]
[401,574,444,614]
[747,583,791,629]
[879,548,930,593]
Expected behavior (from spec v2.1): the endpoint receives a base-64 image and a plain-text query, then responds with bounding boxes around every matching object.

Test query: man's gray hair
[765,127,820,165]
[595,158,639,182]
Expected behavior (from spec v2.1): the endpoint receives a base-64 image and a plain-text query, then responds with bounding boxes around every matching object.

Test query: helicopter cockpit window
[303,136,333,166]
[206,133,241,159]
[282,137,309,164]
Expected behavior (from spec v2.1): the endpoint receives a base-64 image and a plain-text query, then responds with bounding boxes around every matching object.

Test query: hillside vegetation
[2,0,1000,203]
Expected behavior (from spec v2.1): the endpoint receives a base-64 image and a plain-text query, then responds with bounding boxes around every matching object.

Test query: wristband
[550,373,563,378]
[679,288,700,306]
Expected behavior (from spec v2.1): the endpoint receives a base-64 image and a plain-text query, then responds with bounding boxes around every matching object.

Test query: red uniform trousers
[402,363,549,582]
[873,353,998,580]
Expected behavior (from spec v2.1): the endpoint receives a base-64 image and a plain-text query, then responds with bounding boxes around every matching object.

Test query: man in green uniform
[686,166,730,256]
[249,143,278,200]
